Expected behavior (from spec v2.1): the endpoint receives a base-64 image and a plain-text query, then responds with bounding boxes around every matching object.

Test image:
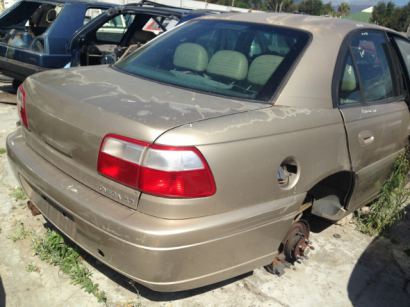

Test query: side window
[350,31,395,103]
[84,8,106,25]
[340,54,361,105]
[394,37,410,80]
[96,14,135,44]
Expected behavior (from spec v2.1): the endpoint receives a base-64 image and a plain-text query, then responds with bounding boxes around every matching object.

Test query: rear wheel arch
[304,171,355,220]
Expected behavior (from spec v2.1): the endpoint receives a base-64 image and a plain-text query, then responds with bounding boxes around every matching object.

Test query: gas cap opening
[277,158,299,189]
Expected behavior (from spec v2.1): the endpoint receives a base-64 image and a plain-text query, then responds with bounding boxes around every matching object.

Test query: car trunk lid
[23,65,266,209]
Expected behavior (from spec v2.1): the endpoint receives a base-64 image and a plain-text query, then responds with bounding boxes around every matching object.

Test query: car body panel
[23,65,266,209]
[341,102,409,210]
[7,13,410,291]
[7,128,302,291]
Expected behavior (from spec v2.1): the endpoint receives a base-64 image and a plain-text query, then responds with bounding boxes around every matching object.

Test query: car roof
[200,12,400,37]
[194,12,405,109]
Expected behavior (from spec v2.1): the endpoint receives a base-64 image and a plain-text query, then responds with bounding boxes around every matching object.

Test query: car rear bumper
[6,128,303,292]
[0,56,44,81]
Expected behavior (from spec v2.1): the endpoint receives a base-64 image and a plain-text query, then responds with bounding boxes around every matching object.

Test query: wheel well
[306,171,354,208]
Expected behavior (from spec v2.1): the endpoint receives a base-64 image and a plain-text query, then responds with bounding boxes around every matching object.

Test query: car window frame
[389,34,410,104]
[333,29,404,109]
[115,19,313,104]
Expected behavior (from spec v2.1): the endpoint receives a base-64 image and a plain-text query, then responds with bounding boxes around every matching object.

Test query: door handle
[362,135,374,145]
[358,131,375,146]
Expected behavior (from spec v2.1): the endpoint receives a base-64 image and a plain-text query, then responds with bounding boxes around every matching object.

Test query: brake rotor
[283,219,311,263]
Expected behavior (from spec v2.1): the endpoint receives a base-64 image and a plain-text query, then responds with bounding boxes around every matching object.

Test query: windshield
[115,20,310,102]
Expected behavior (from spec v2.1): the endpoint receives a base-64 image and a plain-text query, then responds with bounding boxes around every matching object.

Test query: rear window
[115,20,310,102]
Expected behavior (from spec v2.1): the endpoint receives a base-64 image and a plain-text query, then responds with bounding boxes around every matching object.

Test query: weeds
[0,148,6,155]
[9,187,27,201]
[8,222,31,242]
[356,150,410,236]
[26,262,40,273]
[33,229,107,304]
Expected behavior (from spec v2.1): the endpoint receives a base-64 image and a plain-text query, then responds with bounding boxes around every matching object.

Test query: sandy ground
[0,87,409,307]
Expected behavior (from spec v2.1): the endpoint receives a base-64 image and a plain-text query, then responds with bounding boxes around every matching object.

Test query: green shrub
[356,149,410,235]
[33,229,107,303]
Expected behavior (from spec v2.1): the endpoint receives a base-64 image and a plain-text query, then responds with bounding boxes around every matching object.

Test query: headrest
[173,43,209,72]
[207,50,248,81]
[341,64,357,92]
[248,55,283,85]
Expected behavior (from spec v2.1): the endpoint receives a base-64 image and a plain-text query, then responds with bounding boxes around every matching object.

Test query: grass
[0,148,6,155]
[355,150,410,236]
[8,222,31,242]
[26,262,40,273]
[33,229,107,304]
[9,187,27,201]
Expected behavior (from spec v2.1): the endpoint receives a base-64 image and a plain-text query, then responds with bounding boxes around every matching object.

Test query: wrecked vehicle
[0,0,212,86]
[7,13,410,291]
[0,0,114,86]
[68,3,213,67]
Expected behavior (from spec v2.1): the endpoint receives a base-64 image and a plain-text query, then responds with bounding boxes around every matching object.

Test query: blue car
[0,0,114,86]
[68,3,201,67]
[0,0,215,86]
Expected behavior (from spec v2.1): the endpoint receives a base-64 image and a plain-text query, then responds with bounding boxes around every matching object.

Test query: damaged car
[7,13,410,292]
[68,3,212,67]
[0,0,208,87]
[0,0,114,87]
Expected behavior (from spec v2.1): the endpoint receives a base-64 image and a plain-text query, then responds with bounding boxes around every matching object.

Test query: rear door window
[350,31,395,103]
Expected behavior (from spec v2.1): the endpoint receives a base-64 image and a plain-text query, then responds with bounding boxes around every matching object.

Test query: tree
[297,0,323,16]
[337,2,350,17]
[371,1,410,32]
[266,0,294,12]
[321,2,335,16]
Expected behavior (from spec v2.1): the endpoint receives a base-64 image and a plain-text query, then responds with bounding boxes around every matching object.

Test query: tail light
[98,134,216,198]
[17,84,29,129]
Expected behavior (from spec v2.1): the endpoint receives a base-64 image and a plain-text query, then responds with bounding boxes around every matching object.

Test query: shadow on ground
[43,221,252,301]
[348,205,410,306]
[40,213,337,302]
[0,276,5,307]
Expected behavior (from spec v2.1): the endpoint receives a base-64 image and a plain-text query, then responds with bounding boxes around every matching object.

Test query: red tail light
[17,84,29,129]
[98,134,216,198]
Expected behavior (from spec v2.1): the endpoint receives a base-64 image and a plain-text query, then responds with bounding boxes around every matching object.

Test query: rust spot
[27,201,41,216]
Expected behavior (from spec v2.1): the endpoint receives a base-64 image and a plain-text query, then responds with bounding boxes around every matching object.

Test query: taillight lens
[97,134,216,198]
[17,84,29,129]
[97,135,147,188]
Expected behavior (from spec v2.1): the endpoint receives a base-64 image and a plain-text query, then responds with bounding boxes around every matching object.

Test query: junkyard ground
[0,83,409,307]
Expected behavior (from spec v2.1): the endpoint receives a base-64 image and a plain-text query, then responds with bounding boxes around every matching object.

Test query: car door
[337,30,409,211]
[391,35,410,107]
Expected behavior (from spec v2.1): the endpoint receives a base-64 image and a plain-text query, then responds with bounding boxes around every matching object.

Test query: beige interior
[173,42,209,72]
[207,50,249,80]
[247,55,284,85]
[341,64,357,92]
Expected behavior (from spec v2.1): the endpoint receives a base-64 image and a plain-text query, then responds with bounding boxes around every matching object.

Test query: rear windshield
[115,20,310,102]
